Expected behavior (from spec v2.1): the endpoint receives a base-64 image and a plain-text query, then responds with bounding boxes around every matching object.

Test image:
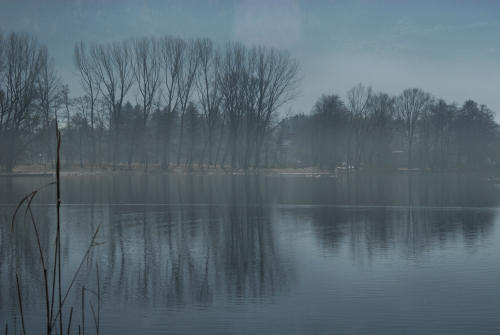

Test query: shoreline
[1,165,499,177]
[0,166,337,177]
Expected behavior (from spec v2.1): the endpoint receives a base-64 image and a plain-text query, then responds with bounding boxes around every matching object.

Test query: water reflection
[0,174,499,334]
[308,175,495,259]
[308,206,494,258]
[1,173,498,207]
[85,176,288,310]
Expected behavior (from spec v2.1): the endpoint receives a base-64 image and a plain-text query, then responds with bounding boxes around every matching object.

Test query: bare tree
[176,39,200,166]
[159,36,183,168]
[396,88,431,169]
[0,31,4,88]
[217,43,299,169]
[252,46,299,167]
[70,95,91,167]
[196,38,221,167]
[0,31,5,168]
[37,46,64,166]
[241,50,258,168]
[74,41,100,167]
[218,42,246,169]
[346,83,372,168]
[91,40,133,169]
[0,32,43,171]
[132,37,161,169]
[366,92,395,167]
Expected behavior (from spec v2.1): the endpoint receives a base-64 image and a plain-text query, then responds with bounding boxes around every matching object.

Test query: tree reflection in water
[0,173,498,331]
[97,175,288,308]
[309,174,495,259]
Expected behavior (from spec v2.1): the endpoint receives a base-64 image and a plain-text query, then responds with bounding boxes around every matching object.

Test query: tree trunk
[176,113,185,166]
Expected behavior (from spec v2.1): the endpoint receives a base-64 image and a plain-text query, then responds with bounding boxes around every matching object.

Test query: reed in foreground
[9,124,102,334]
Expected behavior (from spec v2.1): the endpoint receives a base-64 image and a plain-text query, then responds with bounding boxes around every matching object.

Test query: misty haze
[2,1,500,334]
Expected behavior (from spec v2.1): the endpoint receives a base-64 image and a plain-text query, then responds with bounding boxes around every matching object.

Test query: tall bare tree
[91,40,133,169]
[74,41,100,167]
[0,31,5,168]
[0,32,43,171]
[218,42,246,169]
[159,36,183,168]
[176,39,200,166]
[366,92,395,167]
[346,83,372,168]
[252,46,299,167]
[132,37,161,169]
[396,88,431,169]
[196,38,221,167]
[37,46,64,166]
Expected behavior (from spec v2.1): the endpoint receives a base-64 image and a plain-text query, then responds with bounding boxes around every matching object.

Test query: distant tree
[366,93,395,168]
[159,36,183,168]
[281,114,314,167]
[121,101,142,168]
[454,100,498,168]
[37,46,64,166]
[218,42,247,169]
[176,39,200,166]
[346,83,373,168]
[184,102,200,169]
[71,96,92,167]
[419,99,455,170]
[132,37,161,170]
[0,32,45,171]
[311,94,349,169]
[196,38,221,167]
[74,41,100,167]
[91,40,133,169]
[251,46,299,168]
[396,88,431,169]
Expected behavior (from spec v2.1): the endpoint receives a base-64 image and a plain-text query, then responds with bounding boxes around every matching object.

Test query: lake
[1,173,500,334]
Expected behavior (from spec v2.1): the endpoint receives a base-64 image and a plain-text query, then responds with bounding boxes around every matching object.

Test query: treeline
[0,31,299,171]
[0,31,498,172]
[280,86,499,170]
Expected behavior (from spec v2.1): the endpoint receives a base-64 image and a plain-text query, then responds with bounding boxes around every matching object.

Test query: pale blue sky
[1,0,500,115]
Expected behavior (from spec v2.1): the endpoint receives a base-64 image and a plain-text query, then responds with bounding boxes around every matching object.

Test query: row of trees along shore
[0,31,498,172]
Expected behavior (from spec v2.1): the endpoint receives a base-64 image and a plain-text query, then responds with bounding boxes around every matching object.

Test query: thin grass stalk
[96,264,100,335]
[81,287,85,335]
[43,268,50,334]
[56,126,63,335]
[11,185,56,334]
[49,234,58,329]
[15,274,26,335]
[10,192,35,232]
[89,302,97,334]
[24,195,45,267]
[66,307,73,335]
[50,224,101,329]
[27,205,51,334]
[4,323,7,335]
[10,181,55,232]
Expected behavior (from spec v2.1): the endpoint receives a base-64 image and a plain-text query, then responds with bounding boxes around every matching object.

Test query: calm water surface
[1,174,500,334]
